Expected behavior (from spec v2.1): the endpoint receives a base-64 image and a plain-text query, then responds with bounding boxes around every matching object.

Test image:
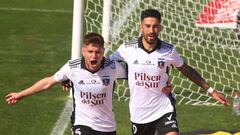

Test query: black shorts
[72,125,116,135]
[131,112,179,135]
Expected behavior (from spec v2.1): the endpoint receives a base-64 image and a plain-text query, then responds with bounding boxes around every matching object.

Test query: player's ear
[160,25,163,31]
[81,47,85,56]
[103,48,105,53]
[139,22,142,31]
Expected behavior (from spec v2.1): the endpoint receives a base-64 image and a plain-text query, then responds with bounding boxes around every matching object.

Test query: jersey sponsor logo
[85,79,101,85]
[91,79,97,84]
[165,120,176,125]
[78,80,101,85]
[134,72,161,89]
[146,60,151,64]
[80,92,106,106]
[164,120,176,126]
[133,60,139,64]
[78,80,85,85]
[167,114,172,120]
[171,123,177,128]
[142,60,155,65]
[165,113,177,127]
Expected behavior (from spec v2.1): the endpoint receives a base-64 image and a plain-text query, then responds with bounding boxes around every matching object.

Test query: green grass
[0,0,240,135]
[0,0,72,134]
[64,100,239,135]
[117,102,240,134]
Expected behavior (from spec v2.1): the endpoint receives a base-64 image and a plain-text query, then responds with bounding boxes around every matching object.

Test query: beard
[143,33,158,45]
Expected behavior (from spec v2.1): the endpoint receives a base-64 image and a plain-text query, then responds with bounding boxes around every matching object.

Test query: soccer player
[109,9,228,135]
[5,33,127,135]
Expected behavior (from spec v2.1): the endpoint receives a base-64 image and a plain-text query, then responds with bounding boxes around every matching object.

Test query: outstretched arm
[6,76,58,105]
[177,63,228,106]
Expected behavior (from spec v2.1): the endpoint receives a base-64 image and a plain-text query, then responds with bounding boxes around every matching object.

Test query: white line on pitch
[50,99,72,135]
[0,7,72,13]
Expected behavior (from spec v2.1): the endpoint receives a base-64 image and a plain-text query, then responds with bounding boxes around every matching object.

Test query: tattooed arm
[177,62,228,106]
[177,63,209,90]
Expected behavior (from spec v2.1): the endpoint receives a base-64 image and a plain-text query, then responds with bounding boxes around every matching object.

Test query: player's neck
[85,64,101,73]
[142,39,157,52]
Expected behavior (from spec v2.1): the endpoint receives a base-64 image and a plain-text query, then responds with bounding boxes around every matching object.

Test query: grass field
[0,0,239,135]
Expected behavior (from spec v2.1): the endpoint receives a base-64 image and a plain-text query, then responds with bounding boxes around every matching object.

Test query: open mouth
[90,60,97,65]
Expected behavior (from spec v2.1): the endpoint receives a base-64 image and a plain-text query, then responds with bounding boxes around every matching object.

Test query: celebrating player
[109,9,228,135]
[5,33,127,135]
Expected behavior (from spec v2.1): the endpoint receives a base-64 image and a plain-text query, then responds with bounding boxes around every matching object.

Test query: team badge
[102,76,110,86]
[158,58,165,69]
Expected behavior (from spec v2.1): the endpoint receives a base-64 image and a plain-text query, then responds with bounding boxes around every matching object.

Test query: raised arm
[177,63,228,106]
[6,76,58,105]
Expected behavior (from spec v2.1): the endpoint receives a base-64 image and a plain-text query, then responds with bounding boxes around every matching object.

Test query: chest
[71,69,114,93]
[125,49,173,72]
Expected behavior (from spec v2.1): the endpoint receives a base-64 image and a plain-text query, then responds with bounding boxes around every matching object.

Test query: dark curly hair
[141,9,161,22]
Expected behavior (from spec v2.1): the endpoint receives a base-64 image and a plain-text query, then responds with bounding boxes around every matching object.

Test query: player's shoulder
[161,40,174,49]
[104,57,121,69]
[160,41,176,53]
[123,38,139,48]
[68,58,82,69]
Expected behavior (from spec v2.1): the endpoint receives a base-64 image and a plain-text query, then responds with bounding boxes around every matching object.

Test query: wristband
[207,87,214,93]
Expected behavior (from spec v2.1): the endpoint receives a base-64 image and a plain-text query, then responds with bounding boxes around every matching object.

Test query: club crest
[158,59,165,69]
[102,76,110,86]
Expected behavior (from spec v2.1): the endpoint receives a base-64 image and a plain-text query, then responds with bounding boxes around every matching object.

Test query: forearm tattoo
[179,63,209,90]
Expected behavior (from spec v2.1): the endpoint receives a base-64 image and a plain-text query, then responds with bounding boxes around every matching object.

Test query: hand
[162,80,172,96]
[6,93,22,105]
[62,80,71,91]
[211,90,229,106]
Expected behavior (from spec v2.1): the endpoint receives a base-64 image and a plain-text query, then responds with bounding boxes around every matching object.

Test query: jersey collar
[138,37,161,53]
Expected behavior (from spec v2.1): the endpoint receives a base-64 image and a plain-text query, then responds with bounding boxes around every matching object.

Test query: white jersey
[54,58,126,132]
[109,38,184,124]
